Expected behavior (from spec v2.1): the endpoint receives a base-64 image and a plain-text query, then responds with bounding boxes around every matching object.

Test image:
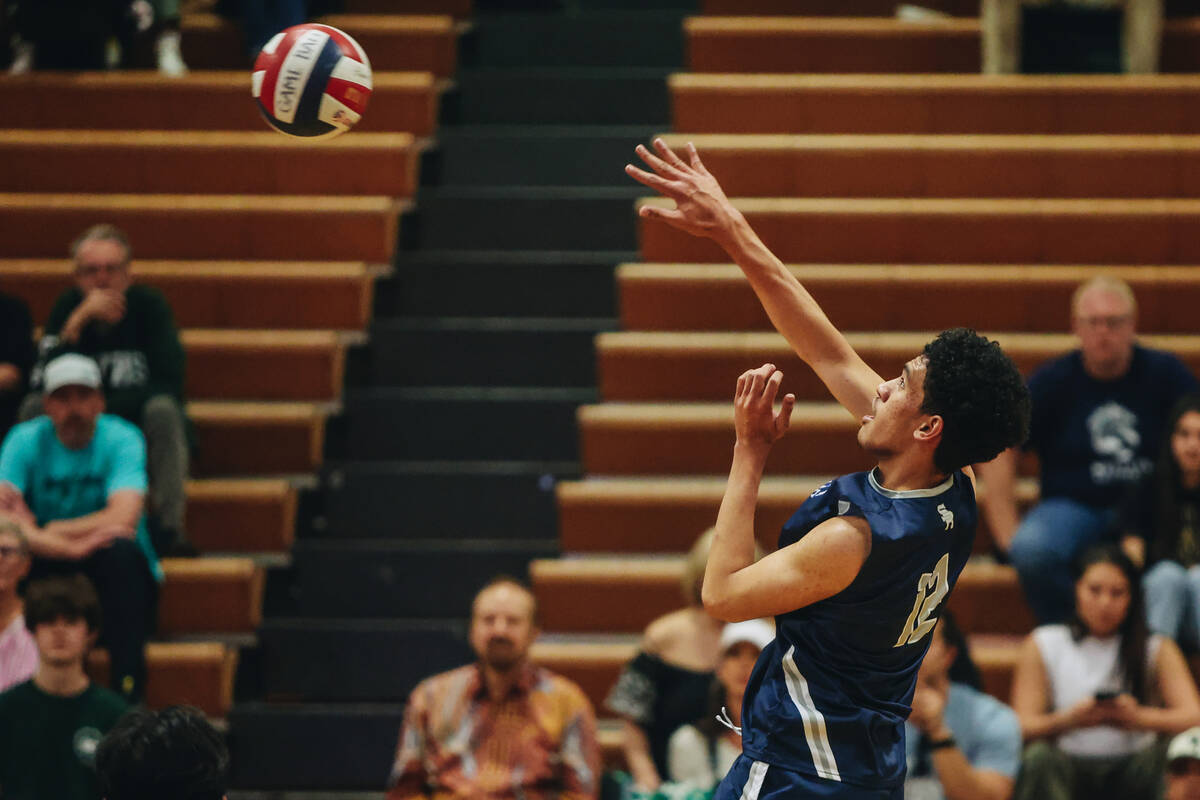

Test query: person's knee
[17,392,42,422]
[1147,561,1189,593]
[1020,740,1069,778]
[141,394,184,432]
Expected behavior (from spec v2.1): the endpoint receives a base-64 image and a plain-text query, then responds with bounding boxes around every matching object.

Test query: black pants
[27,538,158,704]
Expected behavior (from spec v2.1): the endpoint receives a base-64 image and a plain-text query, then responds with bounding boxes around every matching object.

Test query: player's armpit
[703,516,871,621]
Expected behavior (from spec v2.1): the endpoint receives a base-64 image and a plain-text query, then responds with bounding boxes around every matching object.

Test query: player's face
[1072,287,1135,378]
[0,531,31,596]
[469,583,538,673]
[857,356,930,458]
[75,239,131,293]
[716,641,760,701]
[44,384,103,450]
[1167,759,1200,800]
[1075,562,1131,638]
[1172,411,1200,481]
[33,615,92,668]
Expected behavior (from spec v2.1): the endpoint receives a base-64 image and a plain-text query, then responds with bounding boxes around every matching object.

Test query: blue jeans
[1009,498,1116,624]
[1143,560,1200,646]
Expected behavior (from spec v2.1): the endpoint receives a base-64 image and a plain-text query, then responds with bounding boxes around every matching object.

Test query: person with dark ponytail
[1119,394,1200,643]
[1011,544,1200,800]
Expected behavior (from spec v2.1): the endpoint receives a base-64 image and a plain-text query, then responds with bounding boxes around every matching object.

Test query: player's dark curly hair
[96,706,229,800]
[921,328,1030,475]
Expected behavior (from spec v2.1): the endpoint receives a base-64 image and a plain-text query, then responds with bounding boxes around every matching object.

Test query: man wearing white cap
[1167,727,1200,800]
[0,353,160,703]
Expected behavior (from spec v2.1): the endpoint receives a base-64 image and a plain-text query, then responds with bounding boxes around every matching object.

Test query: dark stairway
[228,1,694,793]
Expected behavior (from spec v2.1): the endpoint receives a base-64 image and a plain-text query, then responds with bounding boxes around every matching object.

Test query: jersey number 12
[894,553,950,647]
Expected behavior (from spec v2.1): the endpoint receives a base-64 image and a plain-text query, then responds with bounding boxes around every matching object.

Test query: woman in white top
[666,618,774,795]
[1011,543,1200,800]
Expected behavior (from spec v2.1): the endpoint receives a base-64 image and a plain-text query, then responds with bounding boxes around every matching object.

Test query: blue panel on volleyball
[259,37,345,138]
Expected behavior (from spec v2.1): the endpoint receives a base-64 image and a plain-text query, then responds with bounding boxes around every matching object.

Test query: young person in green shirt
[0,574,128,800]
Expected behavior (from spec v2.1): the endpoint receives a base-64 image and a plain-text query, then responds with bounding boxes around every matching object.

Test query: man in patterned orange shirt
[387,576,600,800]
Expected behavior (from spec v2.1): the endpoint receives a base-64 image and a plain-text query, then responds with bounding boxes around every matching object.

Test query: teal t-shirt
[0,415,162,580]
[0,679,129,800]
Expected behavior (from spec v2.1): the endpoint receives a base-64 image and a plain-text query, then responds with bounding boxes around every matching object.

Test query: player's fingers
[778,393,796,433]
[736,371,748,401]
[687,141,711,175]
[654,137,693,173]
[765,368,784,401]
[639,204,694,231]
[636,143,686,179]
[626,164,685,197]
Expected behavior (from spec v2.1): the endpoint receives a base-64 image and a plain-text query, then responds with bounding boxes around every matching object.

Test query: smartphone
[1095,690,1119,702]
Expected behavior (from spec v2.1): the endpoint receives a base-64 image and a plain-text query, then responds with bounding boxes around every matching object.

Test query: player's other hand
[735,364,795,450]
[625,138,741,243]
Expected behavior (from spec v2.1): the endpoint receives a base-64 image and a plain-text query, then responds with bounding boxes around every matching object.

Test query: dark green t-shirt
[0,680,129,800]
[37,284,186,423]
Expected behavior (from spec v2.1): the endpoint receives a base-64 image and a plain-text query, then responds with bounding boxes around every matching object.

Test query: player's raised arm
[626,139,881,420]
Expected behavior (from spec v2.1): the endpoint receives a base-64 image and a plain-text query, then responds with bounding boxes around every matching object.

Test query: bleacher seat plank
[686,18,1200,74]
[88,642,238,717]
[187,479,295,554]
[688,17,979,74]
[184,329,345,401]
[670,74,1200,135]
[532,557,1031,635]
[0,194,402,262]
[0,72,439,135]
[655,134,1200,198]
[182,14,457,75]
[189,401,325,476]
[557,476,1037,555]
[637,197,1200,264]
[0,131,420,196]
[1,260,373,331]
[619,263,1200,334]
[159,557,264,635]
[580,402,866,476]
[598,332,1200,401]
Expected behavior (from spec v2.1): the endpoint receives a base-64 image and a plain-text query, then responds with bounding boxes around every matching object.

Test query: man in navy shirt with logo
[627,141,1029,798]
[978,276,1197,624]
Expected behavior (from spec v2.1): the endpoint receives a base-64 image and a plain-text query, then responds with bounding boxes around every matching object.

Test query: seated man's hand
[0,485,34,525]
[84,288,127,325]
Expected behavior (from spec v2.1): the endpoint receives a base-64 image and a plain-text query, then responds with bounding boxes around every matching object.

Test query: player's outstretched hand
[735,364,796,449]
[625,138,740,242]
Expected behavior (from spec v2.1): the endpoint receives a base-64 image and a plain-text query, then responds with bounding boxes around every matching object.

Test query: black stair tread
[418,185,646,200]
[342,386,597,402]
[396,249,636,265]
[462,13,686,69]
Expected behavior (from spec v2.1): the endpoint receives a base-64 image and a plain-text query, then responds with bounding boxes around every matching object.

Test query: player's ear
[913,415,943,444]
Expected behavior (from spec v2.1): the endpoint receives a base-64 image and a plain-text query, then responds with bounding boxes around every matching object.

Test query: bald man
[979,277,1197,624]
[387,577,600,800]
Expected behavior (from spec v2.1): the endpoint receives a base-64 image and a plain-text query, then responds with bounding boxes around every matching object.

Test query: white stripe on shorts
[738,760,770,800]
[781,645,841,782]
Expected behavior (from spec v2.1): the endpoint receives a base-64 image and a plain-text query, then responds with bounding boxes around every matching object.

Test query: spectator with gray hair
[1,353,161,703]
[24,223,191,556]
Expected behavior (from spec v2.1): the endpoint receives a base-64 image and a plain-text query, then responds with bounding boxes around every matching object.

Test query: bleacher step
[159,557,264,635]
[0,194,403,262]
[353,318,613,388]
[190,401,326,476]
[88,641,237,717]
[618,263,1200,334]
[307,460,577,541]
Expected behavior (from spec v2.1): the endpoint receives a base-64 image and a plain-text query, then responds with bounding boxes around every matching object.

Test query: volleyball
[252,24,373,139]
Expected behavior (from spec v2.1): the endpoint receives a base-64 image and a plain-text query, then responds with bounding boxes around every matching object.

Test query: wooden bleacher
[0,11,445,719]
[685,17,1200,73]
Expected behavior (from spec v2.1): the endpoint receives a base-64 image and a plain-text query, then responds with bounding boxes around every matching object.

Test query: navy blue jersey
[739,468,978,790]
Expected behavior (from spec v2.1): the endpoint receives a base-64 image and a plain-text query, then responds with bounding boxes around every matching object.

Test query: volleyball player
[627,140,1030,798]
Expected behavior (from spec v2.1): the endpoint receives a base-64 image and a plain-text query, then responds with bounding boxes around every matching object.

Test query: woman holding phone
[1011,544,1200,800]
